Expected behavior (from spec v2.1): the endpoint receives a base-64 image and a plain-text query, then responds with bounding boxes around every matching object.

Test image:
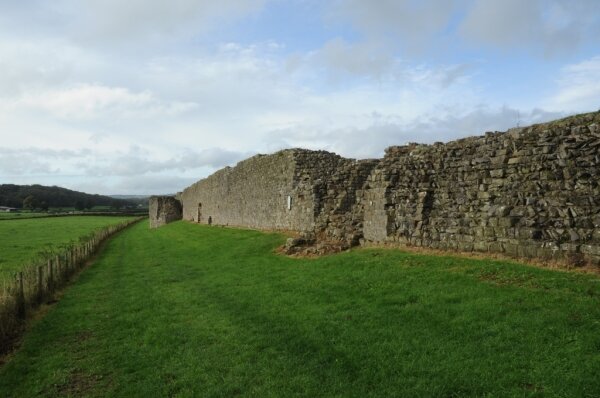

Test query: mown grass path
[1,221,599,397]
[0,216,137,281]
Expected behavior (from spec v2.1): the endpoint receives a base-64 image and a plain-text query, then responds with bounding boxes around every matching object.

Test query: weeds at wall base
[0,217,145,356]
[360,240,600,275]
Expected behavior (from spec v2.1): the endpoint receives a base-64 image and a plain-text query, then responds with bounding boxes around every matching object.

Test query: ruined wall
[149,196,182,228]
[180,151,302,230]
[363,112,600,265]
[175,111,599,264]
[180,149,354,232]
[313,159,379,245]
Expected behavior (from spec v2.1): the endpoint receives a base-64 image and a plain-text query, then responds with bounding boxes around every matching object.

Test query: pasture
[0,212,48,220]
[0,216,137,281]
[0,221,599,397]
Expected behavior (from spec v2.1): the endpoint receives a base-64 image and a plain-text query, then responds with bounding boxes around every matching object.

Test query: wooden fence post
[16,272,25,318]
[37,265,43,304]
[48,259,54,293]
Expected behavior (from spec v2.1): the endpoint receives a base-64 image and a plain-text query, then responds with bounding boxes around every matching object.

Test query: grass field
[1,221,599,397]
[0,206,144,220]
[0,212,48,219]
[0,216,137,281]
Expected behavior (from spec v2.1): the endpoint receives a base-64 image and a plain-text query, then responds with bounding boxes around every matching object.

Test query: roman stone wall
[149,196,182,228]
[179,148,376,237]
[313,159,379,245]
[180,149,352,232]
[180,151,305,230]
[363,112,600,265]
[172,111,599,265]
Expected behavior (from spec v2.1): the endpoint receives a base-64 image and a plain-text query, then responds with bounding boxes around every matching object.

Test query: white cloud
[546,56,600,112]
[461,0,541,47]
[329,0,600,57]
[112,175,199,195]
[0,37,487,178]
[0,1,269,47]
[80,147,251,177]
[328,0,461,52]
[0,148,95,176]
[0,146,248,178]
[0,38,91,97]
[0,1,597,196]
[262,105,564,160]
[0,146,250,195]
[460,0,600,56]
[312,38,395,79]
[8,84,197,120]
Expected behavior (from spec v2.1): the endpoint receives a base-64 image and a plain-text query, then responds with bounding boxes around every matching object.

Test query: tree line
[0,184,137,210]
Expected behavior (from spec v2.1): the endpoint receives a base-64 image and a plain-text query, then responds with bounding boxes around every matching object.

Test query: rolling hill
[0,184,135,209]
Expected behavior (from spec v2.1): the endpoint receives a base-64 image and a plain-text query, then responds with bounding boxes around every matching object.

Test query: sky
[0,0,599,195]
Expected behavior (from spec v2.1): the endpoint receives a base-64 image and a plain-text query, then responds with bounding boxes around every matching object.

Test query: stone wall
[313,159,379,245]
[362,111,600,265]
[174,111,600,265]
[149,196,182,228]
[180,151,302,230]
[180,149,357,232]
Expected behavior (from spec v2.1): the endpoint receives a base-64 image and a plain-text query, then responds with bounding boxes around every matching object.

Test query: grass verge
[0,217,145,356]
[0,221,599,397]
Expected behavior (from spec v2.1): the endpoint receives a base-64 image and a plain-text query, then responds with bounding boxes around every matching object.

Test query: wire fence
[0,217,144,353]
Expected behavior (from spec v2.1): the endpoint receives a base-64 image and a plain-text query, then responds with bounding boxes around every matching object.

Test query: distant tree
[84,199,94,210]
[39,201,49,211]
[74,200,85,211]
[23,195,37,210]
[0,183,137,209]
[110,199,122,210]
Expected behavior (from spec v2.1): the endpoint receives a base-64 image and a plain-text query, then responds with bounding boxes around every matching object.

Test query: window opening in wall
[197,203,202,223]
[287,195,292,210]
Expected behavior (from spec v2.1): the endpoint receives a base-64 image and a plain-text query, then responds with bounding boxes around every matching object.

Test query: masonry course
[150,111,600,265]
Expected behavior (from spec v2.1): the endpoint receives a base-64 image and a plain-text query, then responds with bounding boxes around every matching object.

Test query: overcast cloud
[0,1,599,194]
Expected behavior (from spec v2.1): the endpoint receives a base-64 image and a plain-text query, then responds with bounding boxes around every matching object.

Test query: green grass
[1,221,599,397]
[0,212,48,219]
[0,216,136,281]
[0,207,141,219]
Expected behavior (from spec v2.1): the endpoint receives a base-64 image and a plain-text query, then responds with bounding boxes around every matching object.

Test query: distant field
[1,221,599,396]
[0,206,145,220]
[0,216,136,281]
[0,212,48,219]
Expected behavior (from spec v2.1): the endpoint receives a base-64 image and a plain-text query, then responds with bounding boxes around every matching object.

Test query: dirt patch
[76,330,94,343]
[56,370,103,396]
[520,382,544,393]
[476,271,540,288]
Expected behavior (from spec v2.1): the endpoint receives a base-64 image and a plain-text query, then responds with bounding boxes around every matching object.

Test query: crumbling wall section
[363,112,600,265]
[149,196,182,228]
[312,159,379,246]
